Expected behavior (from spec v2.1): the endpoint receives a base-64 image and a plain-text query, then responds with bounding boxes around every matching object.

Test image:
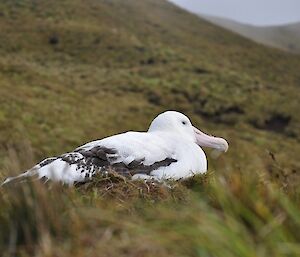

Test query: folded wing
[2,132,178,185]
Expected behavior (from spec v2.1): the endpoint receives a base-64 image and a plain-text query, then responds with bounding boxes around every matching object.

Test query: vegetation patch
[0,169,299,257]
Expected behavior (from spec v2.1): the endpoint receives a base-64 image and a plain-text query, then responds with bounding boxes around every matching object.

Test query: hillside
[202,15,300,54]
[1,0,300,177]
[0,0,300,255]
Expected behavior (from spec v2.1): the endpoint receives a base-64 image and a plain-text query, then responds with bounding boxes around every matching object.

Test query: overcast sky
[169,0,300,26]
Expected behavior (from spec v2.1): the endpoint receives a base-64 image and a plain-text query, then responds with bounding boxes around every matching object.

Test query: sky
[168,0,300,26]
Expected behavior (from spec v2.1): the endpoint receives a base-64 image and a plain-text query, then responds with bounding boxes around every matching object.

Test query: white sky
[169,0,300,26]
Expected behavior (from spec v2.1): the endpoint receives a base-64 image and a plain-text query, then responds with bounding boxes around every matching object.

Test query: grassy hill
[202,15,300,54]
[0,0,300,256]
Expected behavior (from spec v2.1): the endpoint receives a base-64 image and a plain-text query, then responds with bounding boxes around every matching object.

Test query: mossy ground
[0,0,299,256]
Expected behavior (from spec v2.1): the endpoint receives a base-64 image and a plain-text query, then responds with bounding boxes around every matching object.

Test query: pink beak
[193,127,228,152]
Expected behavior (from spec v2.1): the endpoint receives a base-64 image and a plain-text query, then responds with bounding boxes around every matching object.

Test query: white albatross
[2,111,228,186]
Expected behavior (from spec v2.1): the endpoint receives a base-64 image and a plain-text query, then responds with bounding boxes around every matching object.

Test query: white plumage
[2,111,228,186]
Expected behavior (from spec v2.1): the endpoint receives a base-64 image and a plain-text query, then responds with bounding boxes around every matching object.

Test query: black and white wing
[2,132,178,186]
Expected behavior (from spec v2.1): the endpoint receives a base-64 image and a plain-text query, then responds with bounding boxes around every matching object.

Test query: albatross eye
[182,121,187,125]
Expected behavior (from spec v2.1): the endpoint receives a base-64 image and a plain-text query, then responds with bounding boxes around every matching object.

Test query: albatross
[2,111,228,186]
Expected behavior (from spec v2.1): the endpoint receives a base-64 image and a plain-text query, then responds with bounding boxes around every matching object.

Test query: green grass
[0,0,299,256]
[1,168,299,256]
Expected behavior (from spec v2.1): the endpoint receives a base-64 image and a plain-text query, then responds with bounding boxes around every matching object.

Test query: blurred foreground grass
[1,162,300,257]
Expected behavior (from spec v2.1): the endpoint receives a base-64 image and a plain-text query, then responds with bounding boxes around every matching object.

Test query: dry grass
[0,133,298,257]
[0,164,299,257]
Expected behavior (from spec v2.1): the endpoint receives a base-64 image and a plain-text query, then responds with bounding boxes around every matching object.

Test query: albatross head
[148,111,228,152]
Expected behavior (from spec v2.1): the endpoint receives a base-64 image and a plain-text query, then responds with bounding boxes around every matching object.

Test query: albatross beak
[193,126,228,152]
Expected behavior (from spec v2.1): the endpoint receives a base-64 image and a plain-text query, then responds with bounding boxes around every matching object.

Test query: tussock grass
[76,172,188,202]
[0,168,299,257]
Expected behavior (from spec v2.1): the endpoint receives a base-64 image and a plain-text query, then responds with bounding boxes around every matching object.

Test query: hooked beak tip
[214,138,229,152]
[222,140,229,152]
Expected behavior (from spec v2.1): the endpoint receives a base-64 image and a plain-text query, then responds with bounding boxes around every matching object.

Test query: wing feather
[2,131,178,185]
